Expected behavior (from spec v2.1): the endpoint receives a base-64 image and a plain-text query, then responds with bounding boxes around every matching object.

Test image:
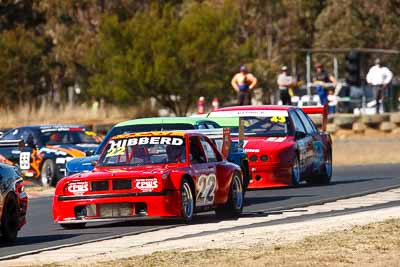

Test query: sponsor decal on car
[135,178,158,192]
[209,110,288,118]
[67,181,89,195]
[106,136,184,157]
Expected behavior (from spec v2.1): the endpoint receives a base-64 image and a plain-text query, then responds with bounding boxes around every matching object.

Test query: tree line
[1,0,400,115]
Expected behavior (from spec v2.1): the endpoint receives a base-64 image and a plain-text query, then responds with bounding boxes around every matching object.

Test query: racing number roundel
[196,173,217,206]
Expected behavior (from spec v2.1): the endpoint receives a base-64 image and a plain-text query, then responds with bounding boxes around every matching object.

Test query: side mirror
[85,150,95,156]
[295,130,306,140]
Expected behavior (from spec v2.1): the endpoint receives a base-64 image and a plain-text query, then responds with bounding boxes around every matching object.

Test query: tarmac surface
[1,163,400,259]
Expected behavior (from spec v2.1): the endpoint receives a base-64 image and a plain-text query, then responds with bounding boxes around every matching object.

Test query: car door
[289,110,313,175]
[189,136,214,208]
[295,109,325,174]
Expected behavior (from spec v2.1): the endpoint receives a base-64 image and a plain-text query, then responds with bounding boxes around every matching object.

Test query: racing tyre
[60,223,86,230]
[241,161,250,193]
[1,194,19,242]
[215,172,244,219]
[40,159,57,187]
[180,178,194,223]
[291,154,301,186]
[315,147,333,185]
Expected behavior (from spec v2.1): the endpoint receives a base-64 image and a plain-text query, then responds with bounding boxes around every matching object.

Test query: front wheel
[60,223,86,230]
[1,194,19,242]
[180,178,194,223]
[215,172,244,219]
[40,159,57,187]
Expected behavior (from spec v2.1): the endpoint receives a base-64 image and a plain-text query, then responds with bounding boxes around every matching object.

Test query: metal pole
[306,52,311,100]
[333,54,339,79]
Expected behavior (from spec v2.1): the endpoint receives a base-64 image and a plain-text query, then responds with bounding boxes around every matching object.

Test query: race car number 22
[196,173,216,206]
[106,146,125,157]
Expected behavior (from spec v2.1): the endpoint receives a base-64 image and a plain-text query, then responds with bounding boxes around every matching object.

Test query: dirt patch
[99,219,400,267]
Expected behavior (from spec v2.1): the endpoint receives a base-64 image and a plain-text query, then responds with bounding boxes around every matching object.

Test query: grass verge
[96,218,400,267]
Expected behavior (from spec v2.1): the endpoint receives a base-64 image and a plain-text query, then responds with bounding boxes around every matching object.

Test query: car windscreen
[41,130,98,145]
[230,116,289,137]
[98,135,186,167]
[96,123,194,154]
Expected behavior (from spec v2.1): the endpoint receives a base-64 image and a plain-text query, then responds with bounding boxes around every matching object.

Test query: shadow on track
[244,194,315,206]
[0,233,83,247]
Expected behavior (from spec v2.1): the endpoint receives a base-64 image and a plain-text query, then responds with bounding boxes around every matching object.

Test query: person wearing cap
[277,65,295,105]
[366,58,393,113]
[231,65,258,105]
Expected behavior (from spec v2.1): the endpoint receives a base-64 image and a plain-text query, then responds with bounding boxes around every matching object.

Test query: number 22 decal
[196,173,217,206]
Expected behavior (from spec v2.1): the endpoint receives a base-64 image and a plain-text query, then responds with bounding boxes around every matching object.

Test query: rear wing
[301,105,328,132]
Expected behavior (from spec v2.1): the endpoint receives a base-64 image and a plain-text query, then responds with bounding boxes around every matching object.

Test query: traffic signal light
[345,51,361,86]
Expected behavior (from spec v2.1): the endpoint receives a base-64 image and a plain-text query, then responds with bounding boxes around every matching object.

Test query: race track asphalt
[1,163,400,258]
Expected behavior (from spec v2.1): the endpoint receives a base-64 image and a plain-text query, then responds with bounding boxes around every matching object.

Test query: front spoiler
[57,215,175,224]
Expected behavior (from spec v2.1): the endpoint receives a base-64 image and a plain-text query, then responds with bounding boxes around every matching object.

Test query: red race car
[208,105,332,189]
[52,131,244,228]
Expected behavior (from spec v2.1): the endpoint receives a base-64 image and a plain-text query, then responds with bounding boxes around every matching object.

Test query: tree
[313,0,400,76]
[0,26,47,106]
[86,1,249,115]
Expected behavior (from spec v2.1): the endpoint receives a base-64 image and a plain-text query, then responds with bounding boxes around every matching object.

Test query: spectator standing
[231,65,257,105]
[277,65,294,105]
[313,63,337,105]
[327,89,338,113]
[366,58,393,114]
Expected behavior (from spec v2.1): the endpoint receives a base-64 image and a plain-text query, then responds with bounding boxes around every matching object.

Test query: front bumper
[53,190,181,223]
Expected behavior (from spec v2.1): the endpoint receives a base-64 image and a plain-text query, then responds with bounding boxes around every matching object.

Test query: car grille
[112,179,132,190]
[90,179,137,192]
[91,181,109,191]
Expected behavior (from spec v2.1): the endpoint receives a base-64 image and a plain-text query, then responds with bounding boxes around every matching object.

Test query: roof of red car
[214,105,294,112]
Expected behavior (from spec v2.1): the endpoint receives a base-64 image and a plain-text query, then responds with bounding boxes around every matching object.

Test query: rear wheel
[291,154,301,186]
[180,178,194,223]
[1,194,19,242]
[215,172,244,218]
[316,147,333,184]
[40,159,57,187]
[60,223,86,230]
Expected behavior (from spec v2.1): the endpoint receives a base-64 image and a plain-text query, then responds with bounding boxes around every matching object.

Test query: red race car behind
[53,131,244,228]
[209,105,332,189]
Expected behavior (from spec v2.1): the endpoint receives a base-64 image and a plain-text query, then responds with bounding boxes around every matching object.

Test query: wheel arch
[1,191,18,221]
[181,174,195,196]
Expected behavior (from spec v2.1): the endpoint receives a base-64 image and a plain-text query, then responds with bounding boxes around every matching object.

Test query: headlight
[260,155,268,161]
[250,155,258,162]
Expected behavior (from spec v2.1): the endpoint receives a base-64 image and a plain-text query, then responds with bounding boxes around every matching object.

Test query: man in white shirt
[277,66,294,105]
[366,59,393,113]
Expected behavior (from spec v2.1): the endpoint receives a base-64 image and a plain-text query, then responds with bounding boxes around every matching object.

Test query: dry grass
[0,103,141,129]
[94,219,400,267]
[333,137,400,166]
